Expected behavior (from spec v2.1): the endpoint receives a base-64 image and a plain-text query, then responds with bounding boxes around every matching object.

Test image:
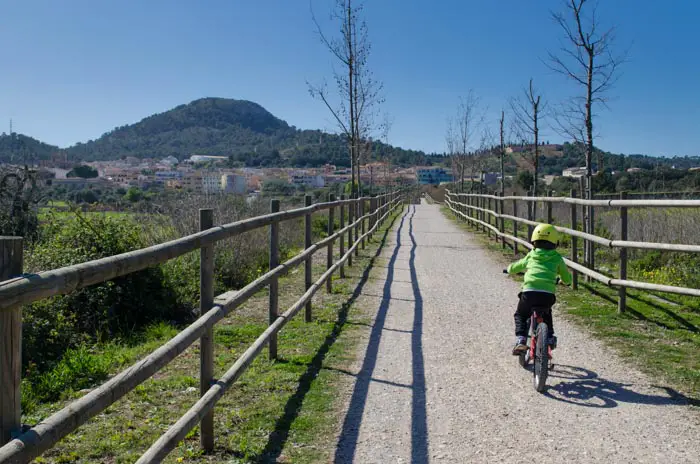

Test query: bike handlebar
[503,270,569,286]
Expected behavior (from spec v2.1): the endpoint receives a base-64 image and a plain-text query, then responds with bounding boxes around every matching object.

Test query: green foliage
[516,170,534,191]
[22,345,112,409]
[124,186,144,202]
[67,164,98,178]
[263,178,296,196]
[0,132,59,164]
[311,214,341,239]
[548,176,576,195]
[344,181,357,195]
[71,189,99,204]
[24,213,189,372]
[631,251,700,289]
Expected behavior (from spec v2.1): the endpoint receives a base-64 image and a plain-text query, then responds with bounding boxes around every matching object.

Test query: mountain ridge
[0,98,696,171]
[0,98,437,168]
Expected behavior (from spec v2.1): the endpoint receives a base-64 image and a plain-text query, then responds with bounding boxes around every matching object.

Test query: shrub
[22,345,112,410]
[24,212,189,371]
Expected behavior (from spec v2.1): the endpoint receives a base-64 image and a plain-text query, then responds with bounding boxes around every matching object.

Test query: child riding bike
[505,223,571,355]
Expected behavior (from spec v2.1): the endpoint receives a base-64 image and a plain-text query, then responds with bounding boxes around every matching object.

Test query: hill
[0,133,60,164]
[0,98,439,168]
[476,142,700,177]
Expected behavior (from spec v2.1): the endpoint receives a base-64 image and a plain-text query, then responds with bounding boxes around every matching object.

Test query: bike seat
[531,305,552,315]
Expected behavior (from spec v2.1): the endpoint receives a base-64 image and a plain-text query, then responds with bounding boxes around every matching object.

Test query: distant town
[29,151,465,195]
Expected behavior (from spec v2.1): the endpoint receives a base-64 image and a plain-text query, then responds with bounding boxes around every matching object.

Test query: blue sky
[0,0,698,157]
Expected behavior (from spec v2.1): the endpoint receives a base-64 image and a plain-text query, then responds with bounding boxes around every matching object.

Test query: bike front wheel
[533,323,549,392]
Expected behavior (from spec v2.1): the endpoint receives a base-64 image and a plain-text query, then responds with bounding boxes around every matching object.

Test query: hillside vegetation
[0,98,437,168]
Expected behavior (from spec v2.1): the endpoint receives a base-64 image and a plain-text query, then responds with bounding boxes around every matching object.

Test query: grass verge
[441,205,700,403]
[24,206,405,464]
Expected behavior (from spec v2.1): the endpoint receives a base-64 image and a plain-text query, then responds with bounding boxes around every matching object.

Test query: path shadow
[251,208,405,463]
[544,364,700,408]
[334,205,428,464]
[627,293,699,333]
[408,207,428,463]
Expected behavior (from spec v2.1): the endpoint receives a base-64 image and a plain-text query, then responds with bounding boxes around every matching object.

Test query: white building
[187,155,228,164]
[161,156,179,166]
[221,174,247,194]
[562,167,587,178]
[202,175,222,194]
[290,172,325,188]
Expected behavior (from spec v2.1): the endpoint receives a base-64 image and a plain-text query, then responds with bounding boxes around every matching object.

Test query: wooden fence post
[348,195,354,267]
[269,199,280,360]
[305,195,313,322]
[1,237,23,446]
[527,191,534,240]
[547,190,553,224]
[485,195,489,232]
[479,195,483,232]
[590,203,596,274]
[198,209,215,452]
[579,176,589,272]
[500,193,506,249]
[355,198,360,257]
[467,195,472,225]
[327,193,335,294]
[369,196,377,240]
[361,198,366,250]
[570,190,579,291]
[339,195,346,279]
[619,192,628,313]
[512,199,519,256]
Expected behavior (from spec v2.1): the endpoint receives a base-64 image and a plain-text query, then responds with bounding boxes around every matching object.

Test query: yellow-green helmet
[531,223,559,245]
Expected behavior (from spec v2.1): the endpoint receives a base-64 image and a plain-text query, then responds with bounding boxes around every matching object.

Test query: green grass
[441,205,700,401]
[25,207,404,464]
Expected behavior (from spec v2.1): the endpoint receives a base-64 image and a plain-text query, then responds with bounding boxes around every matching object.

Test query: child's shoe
[512,336,528,355]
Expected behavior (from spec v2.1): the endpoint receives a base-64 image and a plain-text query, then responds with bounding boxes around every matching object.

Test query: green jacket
[507,248,572,294]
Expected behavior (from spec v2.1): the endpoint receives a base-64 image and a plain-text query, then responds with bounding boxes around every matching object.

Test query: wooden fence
[0,189,406,463]
[444,190,700,311]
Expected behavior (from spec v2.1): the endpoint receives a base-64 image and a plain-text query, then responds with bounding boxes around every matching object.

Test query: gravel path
[334,201,700,464]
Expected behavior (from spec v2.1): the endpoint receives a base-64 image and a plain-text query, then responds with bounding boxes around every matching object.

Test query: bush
[22,345,112,410]
[67,165,98,178]
[24,212,189,372]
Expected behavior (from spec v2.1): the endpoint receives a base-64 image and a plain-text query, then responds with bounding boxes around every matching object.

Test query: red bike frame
[529,310,553,361]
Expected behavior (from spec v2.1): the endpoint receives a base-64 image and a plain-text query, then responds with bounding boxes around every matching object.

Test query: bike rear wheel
[533,323,549,392]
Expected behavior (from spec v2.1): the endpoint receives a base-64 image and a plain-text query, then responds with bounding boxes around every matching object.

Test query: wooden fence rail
[444,190,700,304]
[0,189,406,464]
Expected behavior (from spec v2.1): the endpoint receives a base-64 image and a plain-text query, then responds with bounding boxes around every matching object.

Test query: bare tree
[445,117,460,188]
[476,127,497,193]
[381,113,392,191]
[548,0,626,202]
[510,78,547,197]
[448,91,484,192]
[499,110,506,196]
[309,0,383,199]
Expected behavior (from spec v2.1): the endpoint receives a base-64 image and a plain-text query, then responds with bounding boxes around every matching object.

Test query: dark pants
[514,291,556,338]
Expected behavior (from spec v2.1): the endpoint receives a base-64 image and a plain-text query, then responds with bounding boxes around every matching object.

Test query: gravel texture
[334,201,700,463]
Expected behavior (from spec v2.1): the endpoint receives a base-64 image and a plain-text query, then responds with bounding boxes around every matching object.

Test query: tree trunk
[347,0,357,199]
[500,111,505,196]
[585,49,595,267]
